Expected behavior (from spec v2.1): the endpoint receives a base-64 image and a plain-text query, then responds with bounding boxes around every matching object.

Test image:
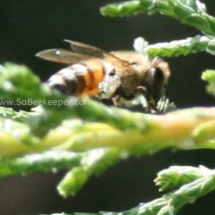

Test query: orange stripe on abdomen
[78,59,105,96]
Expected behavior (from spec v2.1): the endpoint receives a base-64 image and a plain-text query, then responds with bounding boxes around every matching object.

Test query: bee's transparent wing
[36,48,89,64]
[64,40,130,66]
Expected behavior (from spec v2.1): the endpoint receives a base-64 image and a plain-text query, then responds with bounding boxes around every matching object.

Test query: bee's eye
[150,67,164,83]
[149,67,166,99]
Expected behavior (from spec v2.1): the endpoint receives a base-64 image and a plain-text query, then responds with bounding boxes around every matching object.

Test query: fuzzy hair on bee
[36,40,170,112]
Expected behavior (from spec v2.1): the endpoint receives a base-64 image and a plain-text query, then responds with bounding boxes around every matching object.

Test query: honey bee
[36,40,170,112]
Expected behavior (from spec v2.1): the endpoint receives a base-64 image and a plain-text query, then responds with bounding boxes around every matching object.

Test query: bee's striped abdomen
[74,59,105,96]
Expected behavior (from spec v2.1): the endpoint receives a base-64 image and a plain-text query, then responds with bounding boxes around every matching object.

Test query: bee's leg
[136,86,159,113]
[136,86,150,112]
[156,96,166,112]
[112,95,120,106]
[148,101,159,113]
[136,86,147,95]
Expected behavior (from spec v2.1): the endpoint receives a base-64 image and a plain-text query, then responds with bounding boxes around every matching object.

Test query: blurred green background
[1,1,215,215]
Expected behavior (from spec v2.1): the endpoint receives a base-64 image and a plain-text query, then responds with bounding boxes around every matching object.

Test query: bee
[36,40,170,112]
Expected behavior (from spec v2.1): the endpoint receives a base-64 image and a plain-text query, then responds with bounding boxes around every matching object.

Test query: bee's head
[139,58,170,112]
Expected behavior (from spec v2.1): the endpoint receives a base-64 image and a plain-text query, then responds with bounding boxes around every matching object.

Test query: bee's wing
[111,51,147,64]
[64,40,130,66]
[36,48,89,64]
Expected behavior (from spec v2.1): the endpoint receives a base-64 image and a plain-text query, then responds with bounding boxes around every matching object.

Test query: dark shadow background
[1,1,215,215]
